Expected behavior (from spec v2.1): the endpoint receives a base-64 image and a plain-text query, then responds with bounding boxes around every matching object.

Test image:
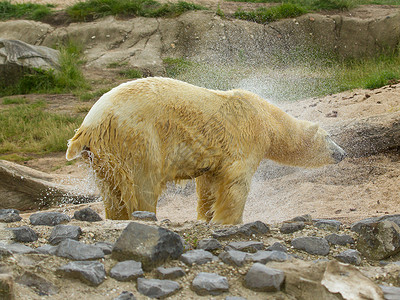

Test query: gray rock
[247,250,291,263]
[212,221,269,239]
[356,220,400,260]
[192,272,229,296]
[111,222,183,271]
[73,207,102,222]
[0,213,22,223]
[225,297,247,300]
[2,243,39,254]
[48,225,82,245]
[244,263,285,292]
[280,222,305,234]
[36,244,58,255]
[197,238,222,251]
[95,241,113,255]
[29,212,70,226]
[137,278,180,298]
[266,242,288,253]
[291,236,330,256]
[7,226,38,242]
[314,219,341,231]
[379,285,400,300]
[113,291,137,300]
[180,249,218,266]
[219,250,248,267]
[351,215,400,233]
[109,260,144,281]
[225,241,264,253]
[334,249,362,266]
[291,214,313,222]
[55,239,104,260]
[57,261,106,286]
[325,233,355,246]
[16,271,58,296]
[156,266,185,280]
[131,211,157,222]
[0,209,20,215]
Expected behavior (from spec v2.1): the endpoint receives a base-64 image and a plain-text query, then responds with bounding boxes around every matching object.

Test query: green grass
[0,40,89,97]
[2,97,27,105]
[163,57,195,77]
[66,0,206,21]
[0,1,53,21]
[0,100,83,154]
[118,68,143,79]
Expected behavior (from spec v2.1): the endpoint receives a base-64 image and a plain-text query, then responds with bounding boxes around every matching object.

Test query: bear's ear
[307,123,319,137]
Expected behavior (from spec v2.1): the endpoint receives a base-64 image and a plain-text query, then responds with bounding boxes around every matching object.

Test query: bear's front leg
[196,173,219,222]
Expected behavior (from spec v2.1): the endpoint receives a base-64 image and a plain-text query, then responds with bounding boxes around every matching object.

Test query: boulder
[0,39,59,86]
[0,160,97,211]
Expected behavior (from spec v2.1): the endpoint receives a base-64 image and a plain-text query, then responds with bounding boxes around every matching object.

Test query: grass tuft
[0,0,53,21]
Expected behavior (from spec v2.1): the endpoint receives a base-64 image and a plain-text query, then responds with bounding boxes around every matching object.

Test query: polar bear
[66,77,346,224]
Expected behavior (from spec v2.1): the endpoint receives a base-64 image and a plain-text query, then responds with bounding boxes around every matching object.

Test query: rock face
[0,38,59,86]
[111,222,183,271]
[1,9,399,76]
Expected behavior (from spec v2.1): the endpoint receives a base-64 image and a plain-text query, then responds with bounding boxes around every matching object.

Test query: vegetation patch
[66,0,206,22]
[0,100,83,154]
[118,68,143,79]
[0,1,53,21]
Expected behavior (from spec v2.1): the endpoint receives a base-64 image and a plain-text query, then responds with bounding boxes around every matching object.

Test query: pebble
[291,236,330,256]
[48,225,82,245]
[155,266,186,279]
[212,221,269,239]
[73,207,102,222]
[1,243,39,254]
[137,278,180,298]
[36,244,58,255]
[57,261,106,286]
[7,226,38,242]
[113,291,137,300]
[55,239,105,260]
[0,212,22,223]
[334,249,362,266]
[314,219,341,231]
[244,263,285,292]
[95,241,113,255]
[110,260,144,281]
[266,242,288,252]
[29,212,70,226]
[180,249,218,266]
[280,222,305,234]
[325,233,355,245]
[131,211,157,221]
[219,250,248,267]
[247,250,291,263]
[225,241,264,252]
[197,238,222,251]
[192,272,229,296]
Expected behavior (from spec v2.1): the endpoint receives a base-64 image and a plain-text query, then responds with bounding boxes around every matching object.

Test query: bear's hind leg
[196,173,219,222]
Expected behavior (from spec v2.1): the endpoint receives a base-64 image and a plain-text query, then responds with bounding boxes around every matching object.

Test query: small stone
[225,241,264,253]
[219,250,248,267]
[109,260,144,281]
[16,271,58,296]
[36,244,58,255]
[55,239,104,260]
[131,211,157,221]
[325,233,355,246]
[244,263,284,292]
[113,291,137,300]
[291,236,330,256]
[29,212,70,226]
[266,242,288,252]
[280,222,305,234]
[0,213,21,223]
[0,209,20,215]
[197,238,222,251]
[314,220,341,231]
[192,272,229,296]
[73,207,102,222]
[247,250,291,263]
[180,249,218,266]
[334,249,362,266]
[7,226,38,242]
[2,243,39,255]
[212,221,269,239]
[291,214,312,222]
[225,297,247,300]
[48,225,82,245]
[137,278,180,298]
[0,273,14,300]
[57,261,106,286]
[95,241,113,255]
[156,267,185,279]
